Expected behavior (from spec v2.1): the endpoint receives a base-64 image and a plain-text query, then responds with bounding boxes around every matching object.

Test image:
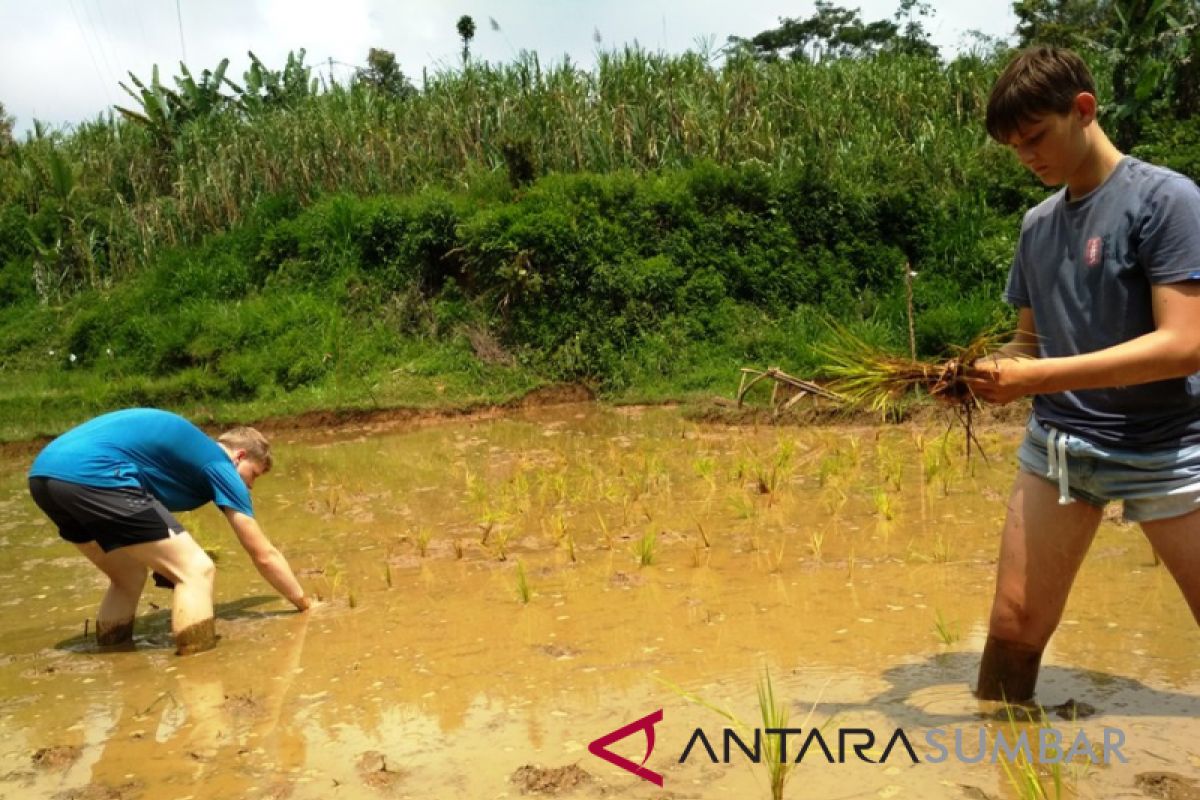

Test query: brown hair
[986,46,1096,142]
[217,426,273,471]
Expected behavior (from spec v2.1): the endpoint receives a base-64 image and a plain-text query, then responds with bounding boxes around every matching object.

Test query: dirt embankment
[0,382,1031,461]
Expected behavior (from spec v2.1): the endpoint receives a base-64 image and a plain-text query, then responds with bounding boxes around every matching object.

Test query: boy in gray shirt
[967,47,1200,703]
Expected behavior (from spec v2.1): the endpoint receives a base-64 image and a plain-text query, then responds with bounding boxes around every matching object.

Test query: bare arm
[969,283,1200,404]
[223,508,310,611]
[993,306,1040,360]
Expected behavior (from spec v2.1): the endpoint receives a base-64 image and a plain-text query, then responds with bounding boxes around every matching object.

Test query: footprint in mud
[357,751,404,792]
[1136,772,1200,800]
[222,691,265,720]
[23,656,106,679]
[608,571,644,589]
[259,782,293,800]
[510,764,592,795]
[51,780,143,800]
[536,644,581,660]
[31,745,81,771]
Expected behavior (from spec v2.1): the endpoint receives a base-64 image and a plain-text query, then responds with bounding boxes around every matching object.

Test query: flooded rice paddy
[1,404,1198,800]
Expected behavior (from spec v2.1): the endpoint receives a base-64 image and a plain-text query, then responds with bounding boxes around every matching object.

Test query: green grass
[0,344,541,442]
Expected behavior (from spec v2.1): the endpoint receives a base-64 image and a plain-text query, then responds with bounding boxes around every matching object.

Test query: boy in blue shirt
[968,47,1200,702]
[29,408,312,655]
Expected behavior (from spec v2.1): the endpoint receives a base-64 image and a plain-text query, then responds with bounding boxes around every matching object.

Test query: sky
[0,1,1018,135]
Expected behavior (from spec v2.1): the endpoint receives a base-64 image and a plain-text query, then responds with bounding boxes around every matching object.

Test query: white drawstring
[1044,427,1074,505]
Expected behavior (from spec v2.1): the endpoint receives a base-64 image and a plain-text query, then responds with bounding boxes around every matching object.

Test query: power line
[65,0,115,108]
[78,0,120,86]
[176,0,187,64]
[89,0,125,70]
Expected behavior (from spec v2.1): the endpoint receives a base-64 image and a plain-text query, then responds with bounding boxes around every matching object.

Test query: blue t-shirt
[29,408,254,516]
[1005,156,1200,448]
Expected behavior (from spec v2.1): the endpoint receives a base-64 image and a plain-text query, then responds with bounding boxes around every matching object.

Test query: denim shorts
[1017,415,1200,523]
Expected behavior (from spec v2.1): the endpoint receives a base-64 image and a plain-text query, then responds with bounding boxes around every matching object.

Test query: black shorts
[28,477,185,553]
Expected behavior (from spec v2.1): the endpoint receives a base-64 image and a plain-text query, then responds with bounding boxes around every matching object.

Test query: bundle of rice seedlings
[815,321,1013,462]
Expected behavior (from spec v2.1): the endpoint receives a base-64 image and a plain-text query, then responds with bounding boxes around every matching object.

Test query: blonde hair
[217,426,273,472]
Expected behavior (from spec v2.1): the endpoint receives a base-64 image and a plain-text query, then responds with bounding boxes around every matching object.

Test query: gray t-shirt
[1005,156,1200,448]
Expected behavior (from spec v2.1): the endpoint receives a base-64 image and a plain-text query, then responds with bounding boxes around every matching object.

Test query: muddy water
[1,405,1198,800]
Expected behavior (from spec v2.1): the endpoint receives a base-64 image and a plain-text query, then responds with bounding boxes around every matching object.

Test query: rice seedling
[765,538,787,574]
[477,507,504,544]
[872,489,895,520]
[542,471,568,506]
[314,567,343,603]
[694,520,712,548]
[492,529,511,561]
[822,485,849,516]
[549,512,568,544]
[463,466,488,506]
[816,448,855,488]
[998,704,1066,800]
[817,321,1011,462]
[754,441,795,505]
[847,437,862,467]
[808,528,826,561]
[692,456,718,491]
[595,512,614,550]
[661,669,823,800]
[565,534,578,563]
[756,669,794,800]
[877,443,905,491]
[922,435,954,496]
[415,527,432,557]
[931,531,951,564]
[933,609,959,645]
[728,493,758,520]
[515,560,532,604]
[633,528,658,567]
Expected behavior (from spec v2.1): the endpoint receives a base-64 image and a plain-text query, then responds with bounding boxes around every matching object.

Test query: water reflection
[0,405,1196,798]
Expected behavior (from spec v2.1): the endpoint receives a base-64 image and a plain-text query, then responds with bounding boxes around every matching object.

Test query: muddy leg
[95,618,135,646]
[976,635,1044,703]
[977,471,1101,702]
[174,618,216,656]
[72,542,147,646]
[102,532,218,655]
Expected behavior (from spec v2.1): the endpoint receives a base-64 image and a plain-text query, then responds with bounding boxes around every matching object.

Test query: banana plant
[115,59,232,146]
[224,49,317,115]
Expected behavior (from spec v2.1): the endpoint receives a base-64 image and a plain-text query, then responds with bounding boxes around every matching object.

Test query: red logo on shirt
[1085,236,1103,267]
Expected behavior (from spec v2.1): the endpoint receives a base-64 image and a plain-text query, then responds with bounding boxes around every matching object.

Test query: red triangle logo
[587,708,664,786]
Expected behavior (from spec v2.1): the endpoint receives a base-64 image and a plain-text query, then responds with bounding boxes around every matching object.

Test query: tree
[457,15,477,64]
[225,49,318,114]
[115,60,233,150]
[1101,0,1200,150]
[0,101,14,155]
[892,0,940,58]
[354,47,417,99]
[1011,0,1117,48]
[728,1,938,62]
